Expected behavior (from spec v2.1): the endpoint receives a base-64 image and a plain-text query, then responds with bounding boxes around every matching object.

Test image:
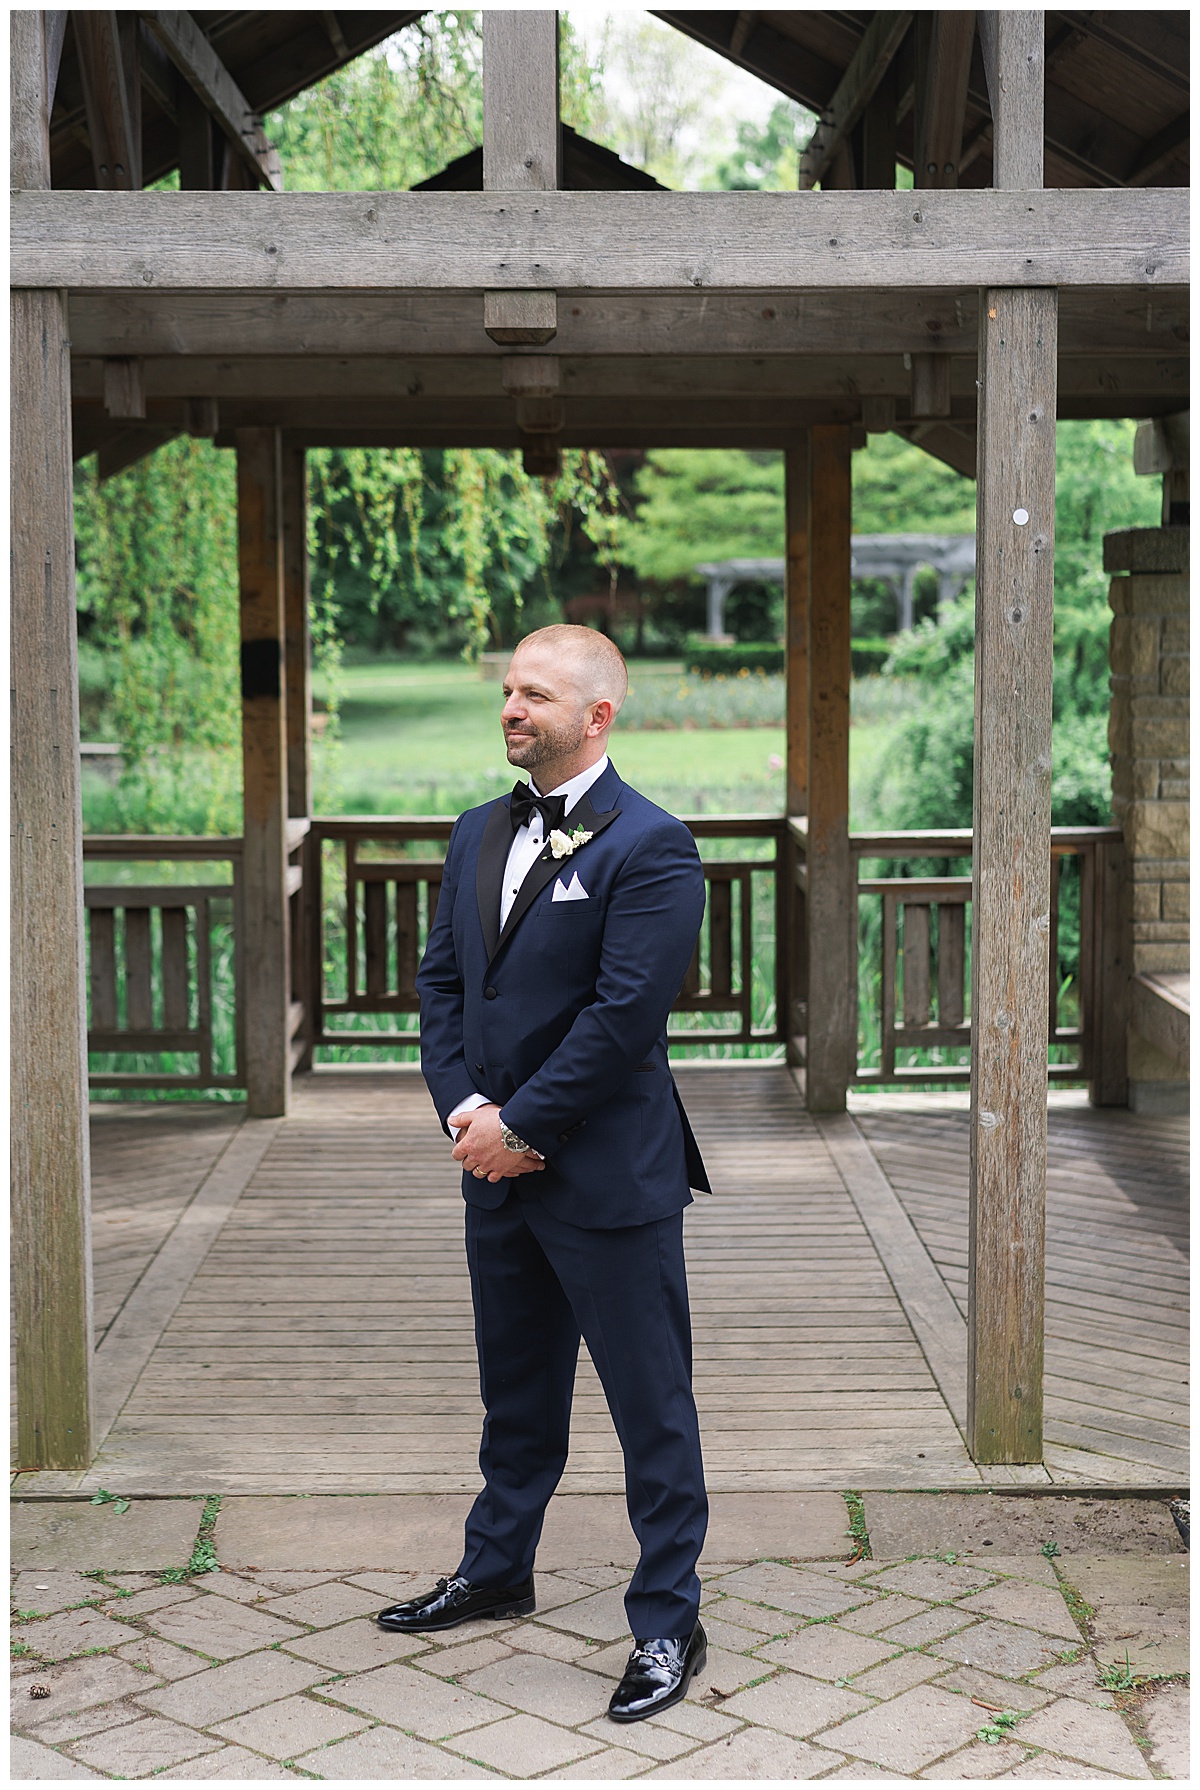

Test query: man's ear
[586,699,615,738]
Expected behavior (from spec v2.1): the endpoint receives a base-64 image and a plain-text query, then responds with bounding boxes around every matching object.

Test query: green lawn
[316,656,893,820]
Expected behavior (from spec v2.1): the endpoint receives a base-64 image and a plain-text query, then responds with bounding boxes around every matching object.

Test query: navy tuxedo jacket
[416,760,711,1229]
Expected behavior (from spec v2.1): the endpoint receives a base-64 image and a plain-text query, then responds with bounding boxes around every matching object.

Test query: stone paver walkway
[11,1494,1188,1780]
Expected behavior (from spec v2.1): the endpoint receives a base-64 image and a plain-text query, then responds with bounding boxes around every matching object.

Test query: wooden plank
[73,11,140,189]
[968,283,1057,1465]
[237,426,291,1116]
[10,19,93,1471]
[121,907,154,1029]
[92,1119,278,1442]
[140,11,282,191]
[805,424,854,1111]
[160,906,189,1028]
[363,880,388,997]
[11,189,1188,292]
[903,903,932,1027]
[979,11,1044,190]
[89,909,118,1031]
[396,881,419,1000]
[799,11,914,189]
[709,876,733,997]
[937,901,966,1029]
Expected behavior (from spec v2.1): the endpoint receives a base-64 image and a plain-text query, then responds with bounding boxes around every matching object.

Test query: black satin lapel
[475,799,512,961]
[493,795,622,955]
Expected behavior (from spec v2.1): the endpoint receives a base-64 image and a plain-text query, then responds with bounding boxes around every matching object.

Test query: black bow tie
[509,783,567,835]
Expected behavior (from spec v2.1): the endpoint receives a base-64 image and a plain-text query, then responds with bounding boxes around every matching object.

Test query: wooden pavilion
[11,11,1189,1488]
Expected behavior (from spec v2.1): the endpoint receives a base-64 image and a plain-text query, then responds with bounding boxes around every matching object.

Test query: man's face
[501,647,589,775]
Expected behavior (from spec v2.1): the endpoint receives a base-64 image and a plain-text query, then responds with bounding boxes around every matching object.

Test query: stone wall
[1104,526,1189,1112]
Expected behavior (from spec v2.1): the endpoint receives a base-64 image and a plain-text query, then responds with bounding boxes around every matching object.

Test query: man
[376,625,710,1724]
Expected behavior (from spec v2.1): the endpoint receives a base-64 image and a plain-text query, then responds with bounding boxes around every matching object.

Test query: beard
[505,713,587,776]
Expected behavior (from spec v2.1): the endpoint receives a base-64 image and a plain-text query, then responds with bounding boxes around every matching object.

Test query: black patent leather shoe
[607,1622,706,1723]
[376,1573,535,1633]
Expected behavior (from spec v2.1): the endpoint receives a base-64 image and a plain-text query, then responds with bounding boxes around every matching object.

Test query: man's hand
[449,1103,545,1182]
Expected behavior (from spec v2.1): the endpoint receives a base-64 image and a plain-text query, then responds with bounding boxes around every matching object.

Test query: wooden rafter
[73,10,140,188]
[915,12,976,188]
[139,11,282,191]
[798,12,914,190]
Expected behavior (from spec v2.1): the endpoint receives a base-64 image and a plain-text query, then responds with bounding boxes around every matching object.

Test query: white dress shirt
[450,755,609,1138]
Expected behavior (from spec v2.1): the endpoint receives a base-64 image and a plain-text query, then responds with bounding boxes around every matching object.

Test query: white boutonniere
[548,825,593,860]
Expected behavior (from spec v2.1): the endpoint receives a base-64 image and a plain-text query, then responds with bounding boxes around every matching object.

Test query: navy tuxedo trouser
[457,1188,708,1638]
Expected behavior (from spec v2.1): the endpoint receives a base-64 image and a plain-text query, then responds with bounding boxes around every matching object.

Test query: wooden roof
[656,11,1190,189]
[49,12,1190,196]
[49,10,419,189]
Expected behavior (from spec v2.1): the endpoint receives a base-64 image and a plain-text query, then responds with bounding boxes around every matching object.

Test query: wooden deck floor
[12,1068,1188,1494]
[853,1092,1189,1487]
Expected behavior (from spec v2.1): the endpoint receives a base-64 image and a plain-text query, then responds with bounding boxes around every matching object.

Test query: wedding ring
[472,1167,486,1178]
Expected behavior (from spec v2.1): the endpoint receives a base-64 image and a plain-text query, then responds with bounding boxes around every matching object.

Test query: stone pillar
[1105,525,1190,1113]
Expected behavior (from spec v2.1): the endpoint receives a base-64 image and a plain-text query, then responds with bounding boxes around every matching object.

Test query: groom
[377,625,710,1723]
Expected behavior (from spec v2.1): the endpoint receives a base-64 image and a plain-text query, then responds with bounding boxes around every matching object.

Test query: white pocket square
[552,872,589,902]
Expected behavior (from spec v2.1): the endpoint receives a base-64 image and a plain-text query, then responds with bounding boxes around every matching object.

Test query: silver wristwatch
[500,1120,532,1154]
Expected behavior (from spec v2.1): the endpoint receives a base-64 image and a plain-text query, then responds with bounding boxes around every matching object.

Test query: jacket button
[484,987,498,1000]
[475,1062,484,1072]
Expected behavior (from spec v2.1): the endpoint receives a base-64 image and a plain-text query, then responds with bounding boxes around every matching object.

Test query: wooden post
[11,8,94,1469]
[282,446,311,822]
[783,437,810,1069]
[785,438,810,819]
[282,444,314,1073]
[805,424,855,1110]
[237,427,292,1116]
[968,11,1054,1465]
[483,11,560,347]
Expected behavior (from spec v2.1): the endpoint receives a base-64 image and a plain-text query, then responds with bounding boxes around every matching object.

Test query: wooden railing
[302,815,787,1053]
[82,815,1126,1097]
[83,837,243,1091]
[787,820,1127,1096]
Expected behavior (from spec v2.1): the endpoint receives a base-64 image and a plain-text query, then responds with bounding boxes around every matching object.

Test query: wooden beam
[140,11,282,192]
[64,350,1188,405]
[805,424,854,1112]
[979,12,1044,190]
[914,12,976,188]
[62,287,1189,361]
[103,356,146,418]
[785,438,810,819]
[484,11,560,346]
[237,427,292,1117]
[11,12,94,1472]
[896,420,977,479]
[73,10,140,188]
[799,11,913,190]
[177,82,218,190]
[97,425,176,480]
[12,188,1187,291]
[1126,114,1189,188]
[860,60,899,191]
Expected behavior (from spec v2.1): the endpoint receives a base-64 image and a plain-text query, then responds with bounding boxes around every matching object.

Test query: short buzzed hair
[513,625,628,712]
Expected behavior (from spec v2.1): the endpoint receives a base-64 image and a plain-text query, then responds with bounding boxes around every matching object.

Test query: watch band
[500,1121,532,1153]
